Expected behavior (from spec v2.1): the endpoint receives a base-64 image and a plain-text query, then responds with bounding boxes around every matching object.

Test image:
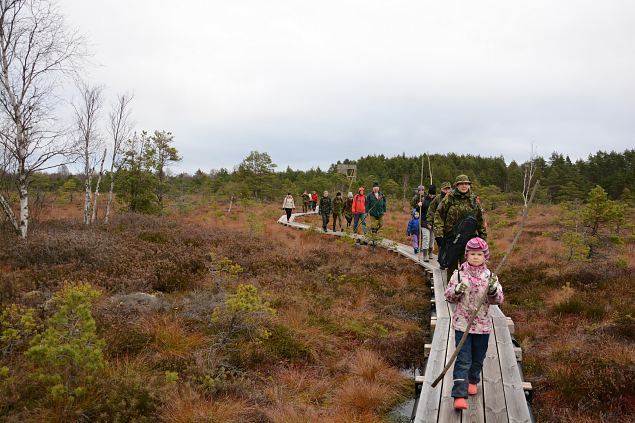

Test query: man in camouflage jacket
[434,175,487,271]
[331,192,345,231]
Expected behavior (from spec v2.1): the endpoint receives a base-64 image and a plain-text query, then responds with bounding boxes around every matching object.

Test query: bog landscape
[1,1,634,422]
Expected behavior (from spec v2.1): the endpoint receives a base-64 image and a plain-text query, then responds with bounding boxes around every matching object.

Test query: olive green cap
[440,181,452,189]
[454,174,472,186]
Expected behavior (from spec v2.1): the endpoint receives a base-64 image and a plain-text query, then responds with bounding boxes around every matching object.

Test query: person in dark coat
[319,191,332,231]
[366,181,387,234]
[343,192,354,228]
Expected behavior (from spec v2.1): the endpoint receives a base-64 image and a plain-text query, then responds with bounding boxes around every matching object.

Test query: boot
[423,250,430,262]
[468,384,478,396]
[453,398,468,410]
[414,248,418,255]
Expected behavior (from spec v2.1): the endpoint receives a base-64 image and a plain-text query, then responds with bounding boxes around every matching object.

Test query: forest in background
[4,149,634,220]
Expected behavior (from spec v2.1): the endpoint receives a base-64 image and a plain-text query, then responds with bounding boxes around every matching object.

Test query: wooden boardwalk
[278,212,533,423]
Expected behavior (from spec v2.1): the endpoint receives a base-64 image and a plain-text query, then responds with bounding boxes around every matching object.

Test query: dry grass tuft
[160,388,255,423]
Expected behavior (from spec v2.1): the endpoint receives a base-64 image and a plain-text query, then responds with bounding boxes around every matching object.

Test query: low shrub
[263,325,309,362]
[553,298,606,320]
[25,282,105,402]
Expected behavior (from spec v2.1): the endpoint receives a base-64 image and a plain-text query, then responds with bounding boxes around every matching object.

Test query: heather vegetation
[1,147,634,422]
[0,199,428,422]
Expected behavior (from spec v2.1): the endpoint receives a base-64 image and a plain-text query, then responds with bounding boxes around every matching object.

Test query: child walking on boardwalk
[406,210,420,254]
[444,237,504,411]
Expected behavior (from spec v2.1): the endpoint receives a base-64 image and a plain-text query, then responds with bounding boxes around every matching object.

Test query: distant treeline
[21,149,635,207]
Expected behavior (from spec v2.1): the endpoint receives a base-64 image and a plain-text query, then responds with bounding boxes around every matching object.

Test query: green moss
[263,325,309,361]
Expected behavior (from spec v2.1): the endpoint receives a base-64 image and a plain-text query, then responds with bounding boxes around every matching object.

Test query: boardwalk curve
[278,211,534,423]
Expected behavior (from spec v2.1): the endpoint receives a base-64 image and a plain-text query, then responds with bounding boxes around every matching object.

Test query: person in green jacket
[427,181,452,258]
[331,191,345,231]
[434,175,487,272]
[366,181,387,234]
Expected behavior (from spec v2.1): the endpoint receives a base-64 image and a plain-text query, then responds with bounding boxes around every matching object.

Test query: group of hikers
[283,182,388,234]
[282,173,487,273]
[283,173,499,412]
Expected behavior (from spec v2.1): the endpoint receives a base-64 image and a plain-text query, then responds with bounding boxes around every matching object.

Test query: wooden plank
[493,316,532,423]
[507,317,515,335]
[432,269,450,320]
[465,377,486,423]
[413,317,451,423]
[483,325,509,423]
[437,327,461,423]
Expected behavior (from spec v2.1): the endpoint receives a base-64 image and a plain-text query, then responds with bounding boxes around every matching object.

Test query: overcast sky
[59,0,635,173]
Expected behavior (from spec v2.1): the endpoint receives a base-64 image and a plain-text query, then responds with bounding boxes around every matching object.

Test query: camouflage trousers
[370,215,384,233]
[332,213,343,231]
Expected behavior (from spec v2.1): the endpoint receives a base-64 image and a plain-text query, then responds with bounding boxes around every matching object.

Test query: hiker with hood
[434,175,487,272]
[352,187,367,234]
[343,192,354,228]
[411,185,426,216]
[301,191,310,213]
[366,181,387,233]
[427,181,452,258]
[331,191,345,232]
[310,191,318,211]
[444,237,503,411]
[282,192,295,223]
[406,210,421,255]
[319,191,332,231]
[412,184,437,261]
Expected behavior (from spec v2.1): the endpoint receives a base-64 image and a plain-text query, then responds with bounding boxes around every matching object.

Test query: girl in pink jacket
[444,237,504,411]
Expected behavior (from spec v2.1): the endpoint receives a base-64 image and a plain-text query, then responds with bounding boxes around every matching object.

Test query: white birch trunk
[84,171,92,225]
[18,175,28,238]
[104,175,115,224]
[0,193,19,233]
[91,148,107,224]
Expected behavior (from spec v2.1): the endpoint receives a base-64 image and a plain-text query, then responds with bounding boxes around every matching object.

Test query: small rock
[106,292,166,314]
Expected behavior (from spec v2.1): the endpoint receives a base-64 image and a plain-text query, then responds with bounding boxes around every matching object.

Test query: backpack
[438,214,479,269]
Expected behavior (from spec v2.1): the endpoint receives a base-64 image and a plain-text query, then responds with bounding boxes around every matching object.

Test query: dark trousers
[321,213,329,230]
[285,208,292,222]
[302,203,308,213]
[451,330,489,398]
[344,215,352,227]
[332,213,343,231]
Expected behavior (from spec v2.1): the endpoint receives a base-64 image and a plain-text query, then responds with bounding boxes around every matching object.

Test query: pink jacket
[444,262,504,334]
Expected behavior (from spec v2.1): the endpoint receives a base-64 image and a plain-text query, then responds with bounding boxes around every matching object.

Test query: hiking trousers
[321,213,330,230]
[370,215,383,233]
[452,330,489,399]
[332,213,343,231]
[353,213,367,234]
[421,227,434,250]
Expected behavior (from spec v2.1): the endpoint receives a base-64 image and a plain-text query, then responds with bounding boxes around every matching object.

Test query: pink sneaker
[468,383,478,395]
[454,398,468,410]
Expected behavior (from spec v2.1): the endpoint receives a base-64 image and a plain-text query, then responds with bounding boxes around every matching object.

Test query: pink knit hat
[465,237,490,261]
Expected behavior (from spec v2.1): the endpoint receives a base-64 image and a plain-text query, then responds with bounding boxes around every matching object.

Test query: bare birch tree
[522,142,537,207]
[104,93,133,224]
[73,81,103,225]
[90,146,106,223]
[0,0,84,238]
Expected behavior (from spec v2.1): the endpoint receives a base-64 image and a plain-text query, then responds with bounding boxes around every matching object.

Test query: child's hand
[455,281,468,295]
[488,274,499,295]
